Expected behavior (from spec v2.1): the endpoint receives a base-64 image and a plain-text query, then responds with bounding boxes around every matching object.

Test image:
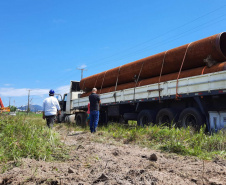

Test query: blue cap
[49,89,55,95]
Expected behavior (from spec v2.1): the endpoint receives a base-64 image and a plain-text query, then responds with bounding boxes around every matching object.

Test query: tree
[9,106,17,112]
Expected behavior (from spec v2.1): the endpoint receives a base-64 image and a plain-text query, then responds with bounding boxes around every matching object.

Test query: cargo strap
[133,61,145,102]
[135,61,145,86]
[176,42,192,100]
[81,79,86,91]
[114,66,122,102]
[94,74,100,88]
[158,50,168,102]
[100,70,108,94]
[201,66,207,75]
[115,66,122,91]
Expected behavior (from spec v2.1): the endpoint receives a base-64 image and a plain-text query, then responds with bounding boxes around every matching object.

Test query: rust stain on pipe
[80,32,226,91]
[81,62,226,97]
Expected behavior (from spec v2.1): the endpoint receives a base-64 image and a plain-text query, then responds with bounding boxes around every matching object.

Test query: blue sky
[0,0,226,107]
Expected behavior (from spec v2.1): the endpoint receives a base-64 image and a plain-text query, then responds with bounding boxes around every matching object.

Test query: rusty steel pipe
[81,62,226,97]
[80,32,226,91]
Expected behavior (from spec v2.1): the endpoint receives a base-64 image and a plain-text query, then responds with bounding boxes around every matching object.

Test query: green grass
[16,111,42,117]
[1,113,225,164]
[92,123,226,160]
[0,114,68,164]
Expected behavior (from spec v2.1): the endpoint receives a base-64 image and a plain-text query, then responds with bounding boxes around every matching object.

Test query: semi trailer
[58,32,226,132]
[59,71,226,132]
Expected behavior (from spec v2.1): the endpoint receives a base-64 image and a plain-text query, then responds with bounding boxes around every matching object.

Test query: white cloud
[0,88,49,97]
[31,89,50,96]
[78,64,87,69]
[56,85,70,96]
[4,84,12,86]
[0,85,71,98]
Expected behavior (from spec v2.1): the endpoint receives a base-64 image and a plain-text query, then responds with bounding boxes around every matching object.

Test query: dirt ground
[0,128,226,185]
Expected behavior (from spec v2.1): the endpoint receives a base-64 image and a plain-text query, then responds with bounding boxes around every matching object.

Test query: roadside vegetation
[91,122,226,160]
[68,121,225,160]
[0,114,225,166]
[0,114,68,164]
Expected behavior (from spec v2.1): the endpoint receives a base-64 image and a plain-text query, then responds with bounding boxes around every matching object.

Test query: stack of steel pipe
[80,32,226,97]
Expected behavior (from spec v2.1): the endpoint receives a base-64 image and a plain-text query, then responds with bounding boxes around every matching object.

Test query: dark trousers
[45,115,56,129]
[89,110,99,133]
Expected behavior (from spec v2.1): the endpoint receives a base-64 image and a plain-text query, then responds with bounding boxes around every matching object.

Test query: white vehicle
[9,112,16,116]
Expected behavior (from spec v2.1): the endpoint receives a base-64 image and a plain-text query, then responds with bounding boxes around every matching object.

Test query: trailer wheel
[156,108,177,127]
[76,113,86,127]
[137,110,155,127]
[178,107,205,131]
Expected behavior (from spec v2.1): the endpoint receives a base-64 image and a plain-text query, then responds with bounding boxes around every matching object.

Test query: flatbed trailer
[59,70,226,132]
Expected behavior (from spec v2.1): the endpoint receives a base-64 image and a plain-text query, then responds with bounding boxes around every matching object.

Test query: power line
[78,5,226,69]
[6,5,225,95]
[49,16,224,86]
[84,13,226,71]
[39,6,226,89]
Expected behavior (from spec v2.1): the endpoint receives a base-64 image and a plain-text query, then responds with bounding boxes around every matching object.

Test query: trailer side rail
[72,71,226,108]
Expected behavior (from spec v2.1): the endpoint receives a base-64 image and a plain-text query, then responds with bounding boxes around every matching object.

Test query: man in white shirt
[43,89,61,128]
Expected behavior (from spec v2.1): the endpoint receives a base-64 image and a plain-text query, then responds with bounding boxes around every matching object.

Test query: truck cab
[58,81,82,123]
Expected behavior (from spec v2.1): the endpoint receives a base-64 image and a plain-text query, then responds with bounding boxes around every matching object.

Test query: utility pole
[77,67,87,80]
[27,90,31,114]
[8,97,11,107]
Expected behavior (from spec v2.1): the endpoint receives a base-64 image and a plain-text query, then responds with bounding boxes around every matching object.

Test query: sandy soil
[0,128,225,185]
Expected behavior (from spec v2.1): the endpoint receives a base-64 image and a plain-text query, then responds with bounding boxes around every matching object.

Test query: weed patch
[0,115,68,164]
[93,123,226,160]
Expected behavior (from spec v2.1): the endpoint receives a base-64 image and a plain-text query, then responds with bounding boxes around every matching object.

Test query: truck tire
[76,113,86,127]
[178,107,205,131]
[137,110,155,127]
[156,108,177,127]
